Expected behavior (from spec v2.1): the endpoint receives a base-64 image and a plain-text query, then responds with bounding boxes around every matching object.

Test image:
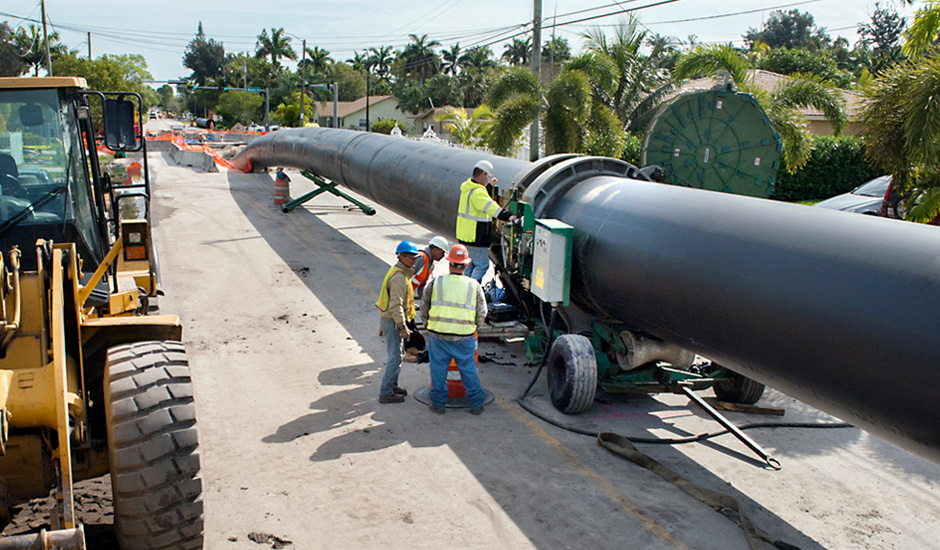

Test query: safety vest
[375,266,415,320]
[411,249,432,290]
[427,274,478,336]
[456,178,501,243]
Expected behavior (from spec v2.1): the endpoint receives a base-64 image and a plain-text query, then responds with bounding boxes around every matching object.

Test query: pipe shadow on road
[225,168,920,550]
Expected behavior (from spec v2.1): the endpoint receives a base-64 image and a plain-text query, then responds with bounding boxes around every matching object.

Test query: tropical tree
[758,48,853,88]
[0,22,26,77]
[346,51,368,72]
[13,25,68,76]
[271,91,314,127]
[583,19,678,133]
[368,45,395,81]
[426,74,462,107]
[398,34,441,85]
[434,105,494,145]
[857,2,906,74]
[743,9,832,51]
[183,22,225,86]
[217,89,264,125]
[442,44,463,76]
[486,60,625,158]
[304,46,332,76]
[673,44,847,173]
[460,46,496,72]
[255,28,296,73]
[501,38,531,66]
[860,3,940,223]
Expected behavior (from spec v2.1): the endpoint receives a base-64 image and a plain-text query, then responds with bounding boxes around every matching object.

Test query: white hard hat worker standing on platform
[455,160,517,283]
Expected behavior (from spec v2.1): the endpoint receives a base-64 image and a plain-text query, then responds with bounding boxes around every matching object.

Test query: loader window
[0,87,102,259]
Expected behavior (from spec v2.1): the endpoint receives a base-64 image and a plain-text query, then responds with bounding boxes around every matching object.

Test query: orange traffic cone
[431,333,478,399]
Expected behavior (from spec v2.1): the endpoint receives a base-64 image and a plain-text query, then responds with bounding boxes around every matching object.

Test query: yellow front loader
[0,77,203,549]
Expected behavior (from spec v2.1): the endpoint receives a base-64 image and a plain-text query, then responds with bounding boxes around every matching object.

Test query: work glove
[398,325,411,340]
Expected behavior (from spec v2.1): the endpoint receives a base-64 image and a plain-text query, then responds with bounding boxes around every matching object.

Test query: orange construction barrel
[274,175,290,206]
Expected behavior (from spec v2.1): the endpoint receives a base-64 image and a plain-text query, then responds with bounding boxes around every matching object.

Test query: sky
[1,0,921,84]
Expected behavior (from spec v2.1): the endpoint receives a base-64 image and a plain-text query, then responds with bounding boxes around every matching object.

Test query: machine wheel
[104,341,204,550]
[713,371,765,405]
[546,334,597,414]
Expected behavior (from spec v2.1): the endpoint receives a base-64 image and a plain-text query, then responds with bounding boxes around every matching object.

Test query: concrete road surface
[143,152,939,549]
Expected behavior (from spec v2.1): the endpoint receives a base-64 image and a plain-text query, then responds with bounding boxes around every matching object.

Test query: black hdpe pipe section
[233,128,940,464]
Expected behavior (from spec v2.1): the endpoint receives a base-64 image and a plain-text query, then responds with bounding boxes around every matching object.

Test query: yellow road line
[494,394,690,550]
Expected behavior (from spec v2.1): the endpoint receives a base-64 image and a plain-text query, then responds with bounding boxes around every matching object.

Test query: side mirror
[103,98,139,151]
[19,104,44,126]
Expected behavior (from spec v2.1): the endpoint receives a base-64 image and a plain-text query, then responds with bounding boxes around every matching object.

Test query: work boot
[428,402,446,414]
[393,386,408,396]
[378,394,405,404]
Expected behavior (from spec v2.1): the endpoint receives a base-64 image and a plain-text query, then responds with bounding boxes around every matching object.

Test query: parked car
[878,177,912,220]
[814,175,892,215]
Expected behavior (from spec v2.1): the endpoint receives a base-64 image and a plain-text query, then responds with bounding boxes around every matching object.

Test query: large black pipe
[232,128,940,463]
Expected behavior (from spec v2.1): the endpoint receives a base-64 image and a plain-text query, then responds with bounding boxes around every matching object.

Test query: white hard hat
[429,236,448,251]
[473,160,494,175]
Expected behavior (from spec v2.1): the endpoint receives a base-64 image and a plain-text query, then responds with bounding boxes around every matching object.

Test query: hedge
[771,136,881,202]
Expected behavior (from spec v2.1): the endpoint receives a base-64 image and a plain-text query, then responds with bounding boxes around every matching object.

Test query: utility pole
[529,0,542,161]
[87,32,92,59]
[300,39,306,128]
[365,54,370,132]
[332,83,338,128]
[243,53,247,88]
[41,0,52,76]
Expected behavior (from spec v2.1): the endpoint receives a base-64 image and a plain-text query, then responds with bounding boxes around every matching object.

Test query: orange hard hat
[445,244,471,265]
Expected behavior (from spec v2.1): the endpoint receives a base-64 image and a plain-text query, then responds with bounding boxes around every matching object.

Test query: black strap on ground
[597,432,800,550]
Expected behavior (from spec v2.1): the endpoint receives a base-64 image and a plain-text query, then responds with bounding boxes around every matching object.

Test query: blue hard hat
[395,241,418,255]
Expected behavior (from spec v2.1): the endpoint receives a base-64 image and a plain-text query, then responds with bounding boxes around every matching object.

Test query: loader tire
[104,341,203,550]
[546,334,597,414]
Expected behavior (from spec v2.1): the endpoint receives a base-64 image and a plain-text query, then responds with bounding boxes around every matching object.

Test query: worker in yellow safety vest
[456,160,517,283]
[375,241,419,404]
[420,244,488,414]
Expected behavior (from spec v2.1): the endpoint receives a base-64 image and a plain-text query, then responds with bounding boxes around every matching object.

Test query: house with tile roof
[677,69,864,136]
[313,95,410,132]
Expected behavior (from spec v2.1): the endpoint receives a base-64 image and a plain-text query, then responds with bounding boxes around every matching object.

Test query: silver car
[813,175,892,215]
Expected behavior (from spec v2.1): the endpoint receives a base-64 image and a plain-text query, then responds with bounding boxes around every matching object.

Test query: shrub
[771,135,880,202]
[620,132,643,166]
[371,119,403,134]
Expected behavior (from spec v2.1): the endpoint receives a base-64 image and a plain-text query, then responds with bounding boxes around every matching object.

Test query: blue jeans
[464,245,489,283]
[380,317,403,396]
[428,334,485,410]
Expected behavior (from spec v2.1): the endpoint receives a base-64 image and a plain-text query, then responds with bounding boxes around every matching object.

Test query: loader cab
[0,78,108,271]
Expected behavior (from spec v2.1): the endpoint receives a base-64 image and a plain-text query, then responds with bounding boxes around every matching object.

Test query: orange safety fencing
[148,133,234,169]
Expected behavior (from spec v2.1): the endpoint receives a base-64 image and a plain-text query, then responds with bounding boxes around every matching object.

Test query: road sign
[246,87,261,93]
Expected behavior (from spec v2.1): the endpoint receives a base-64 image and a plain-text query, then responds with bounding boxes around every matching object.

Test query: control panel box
[531,219,573,305]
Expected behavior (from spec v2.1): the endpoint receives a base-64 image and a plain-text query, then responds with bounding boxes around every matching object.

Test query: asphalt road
[10,151,936,549]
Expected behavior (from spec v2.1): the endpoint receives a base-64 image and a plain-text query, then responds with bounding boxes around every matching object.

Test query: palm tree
[399,34,441,85]
[434,105,494,145]
[673,44,847,173]
[583,19,678,133]
[486,61,625,158]
[442,44,463,76]
[15,25,68,76]
[255,28,297,72]
[346,51,368,72]
[460,46,496,72]
[501,38,531,66]
[368,45,395,81]
[304,46,332,76]
[861,4,940,223]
